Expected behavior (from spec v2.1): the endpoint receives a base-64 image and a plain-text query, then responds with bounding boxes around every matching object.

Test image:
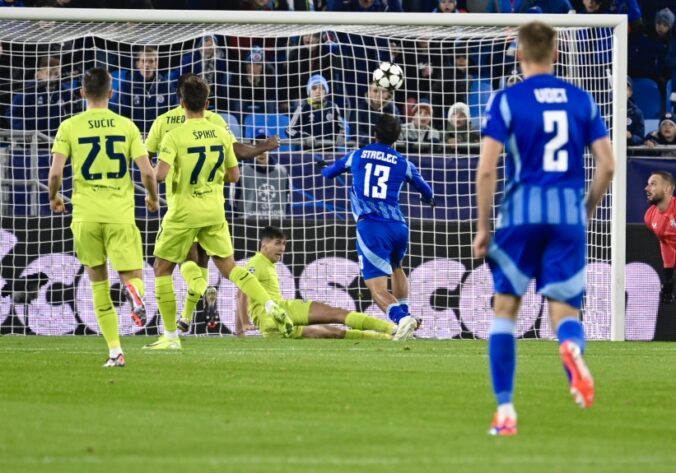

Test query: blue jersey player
[473,22,615,436]
[322,114,435,340]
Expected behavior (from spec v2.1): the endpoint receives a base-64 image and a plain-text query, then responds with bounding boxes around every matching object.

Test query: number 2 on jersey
[364,162,390,199]
[543,110,568,172]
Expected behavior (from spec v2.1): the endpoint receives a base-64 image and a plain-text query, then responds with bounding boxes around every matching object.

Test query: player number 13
[364,162,390,199]
[543,110,569,172]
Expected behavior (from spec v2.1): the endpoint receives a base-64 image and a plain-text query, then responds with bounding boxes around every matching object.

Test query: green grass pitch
[1,337,675,473]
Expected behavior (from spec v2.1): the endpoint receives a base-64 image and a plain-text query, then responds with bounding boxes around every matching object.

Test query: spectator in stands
[9,56,79,136]
[432,0,462,13]
[399,98,441,151]
[627,77,645,146]
[327,0,403,12]
[236,134,290,219]
[629,8,675,85]
[445,102,479,146]
[645,112,676,148]
[180,35,229,112]
[576,0,612,13]
[288,74,346,150]
[241,0,276,9]
[354,82,401,147]
[229,46,277,122]
[488,0,573,13]
[111,46,176,134]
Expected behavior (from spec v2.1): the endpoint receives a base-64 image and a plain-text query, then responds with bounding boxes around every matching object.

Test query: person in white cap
[287,74,346,149]
[645,113,676,148]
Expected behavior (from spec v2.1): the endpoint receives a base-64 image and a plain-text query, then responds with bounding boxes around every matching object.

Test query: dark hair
[260,226,286,242]
[177,73,198,99]
[180,75,210,112]
[652,170,675,188]
[374,114,401,145]
[518,21,556,65]
[82,67,112,100]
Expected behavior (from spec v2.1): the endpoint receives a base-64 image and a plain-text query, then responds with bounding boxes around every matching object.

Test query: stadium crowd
[0,0,674,218]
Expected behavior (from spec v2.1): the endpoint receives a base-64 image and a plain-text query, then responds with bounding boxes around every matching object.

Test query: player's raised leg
[120,269,146,328]
[176,245,208,333]
[392,267,411,318]
[487,295,520,436]
[549,300,594,408]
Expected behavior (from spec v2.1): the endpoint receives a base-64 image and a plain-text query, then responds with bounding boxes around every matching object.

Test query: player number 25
[543,110,568,172]
[364,162,390,199]
[78,135,127,181]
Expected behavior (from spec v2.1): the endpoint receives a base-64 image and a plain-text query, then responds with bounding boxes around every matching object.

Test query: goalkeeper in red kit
[645,171,676,303]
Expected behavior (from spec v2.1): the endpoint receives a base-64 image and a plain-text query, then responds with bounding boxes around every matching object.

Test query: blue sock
[557,317,586,353]
[489,317,516,406]
[398,298,409,316]
[387,304,408,324]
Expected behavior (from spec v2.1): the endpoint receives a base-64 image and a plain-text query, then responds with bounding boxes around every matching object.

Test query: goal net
[0,11,630,340]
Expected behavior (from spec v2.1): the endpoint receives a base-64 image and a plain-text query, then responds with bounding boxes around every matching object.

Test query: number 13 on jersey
[364,162,390,199]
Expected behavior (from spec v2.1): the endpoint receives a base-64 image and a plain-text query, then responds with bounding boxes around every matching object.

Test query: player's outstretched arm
[48,152,67,214]
[233,135,281,160]
[235,289,253,336]
[224,165,240,183]
[321,152,353,179]
[586,137,615,220]
[473,136,503,258]
[134,154,159,212]
[406,161,435,206]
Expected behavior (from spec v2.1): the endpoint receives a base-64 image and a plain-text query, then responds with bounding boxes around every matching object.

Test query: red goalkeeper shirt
[645,196,676,268]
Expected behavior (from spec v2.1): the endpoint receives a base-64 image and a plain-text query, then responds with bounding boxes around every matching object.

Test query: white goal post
[0,9,627,340]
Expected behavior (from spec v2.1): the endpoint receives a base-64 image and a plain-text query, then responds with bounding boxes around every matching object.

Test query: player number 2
[364,163,390,199]
[543,111,569,172]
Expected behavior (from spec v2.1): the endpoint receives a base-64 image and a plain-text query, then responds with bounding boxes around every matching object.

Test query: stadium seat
[468,79,492,129]
[632,77,661,120]
[645,119,660,135]
[243,114,268,140]
[243,113,297,152]
[666,80,673,114]
[467,0,490,12]
[219,113,242,141]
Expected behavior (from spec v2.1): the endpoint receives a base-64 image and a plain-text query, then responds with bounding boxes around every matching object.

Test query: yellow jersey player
[145,73,281,334]
[238,226,397,340]
[145,75,292,350]
[48,67,159,367]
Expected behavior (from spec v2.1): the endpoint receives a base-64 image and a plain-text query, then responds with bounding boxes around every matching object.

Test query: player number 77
[187,145,226,185]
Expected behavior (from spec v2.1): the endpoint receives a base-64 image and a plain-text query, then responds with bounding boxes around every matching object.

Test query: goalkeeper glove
[661,267,674,304]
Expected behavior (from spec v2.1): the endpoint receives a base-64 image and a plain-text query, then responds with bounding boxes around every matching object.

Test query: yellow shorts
[70,221,143,271]
[252,299,312,339]
[153,221,234,263]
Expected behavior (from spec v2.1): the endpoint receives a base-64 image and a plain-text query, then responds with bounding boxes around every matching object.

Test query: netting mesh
[0,19,623,339]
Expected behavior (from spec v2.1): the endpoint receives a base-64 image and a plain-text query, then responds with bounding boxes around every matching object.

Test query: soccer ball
[373,62,404,92]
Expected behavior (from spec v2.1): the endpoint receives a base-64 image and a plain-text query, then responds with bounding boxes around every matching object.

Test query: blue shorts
[487,224,586,309]
[356,218,408,280]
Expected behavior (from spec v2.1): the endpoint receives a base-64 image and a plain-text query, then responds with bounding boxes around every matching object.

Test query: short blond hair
[518,21,557,64]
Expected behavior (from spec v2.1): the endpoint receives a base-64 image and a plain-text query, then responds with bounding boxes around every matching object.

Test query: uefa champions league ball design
[373,62,404,92]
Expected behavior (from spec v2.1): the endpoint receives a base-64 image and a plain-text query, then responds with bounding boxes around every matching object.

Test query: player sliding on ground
[145,73,281,333]
[473,21,615,436]
[48,68,159,367]
[322,114,435,340]
[146,75,293,350]
[237,226,396,340]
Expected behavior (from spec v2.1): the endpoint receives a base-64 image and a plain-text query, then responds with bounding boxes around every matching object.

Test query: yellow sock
[180,262,208,322]
[155,275,177,332]
[127,277,145,298]
[200,266,209,284]
[229,266,271,306]
[345,311,396,334]
[92,280,120,350]
[344,329,391,340]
